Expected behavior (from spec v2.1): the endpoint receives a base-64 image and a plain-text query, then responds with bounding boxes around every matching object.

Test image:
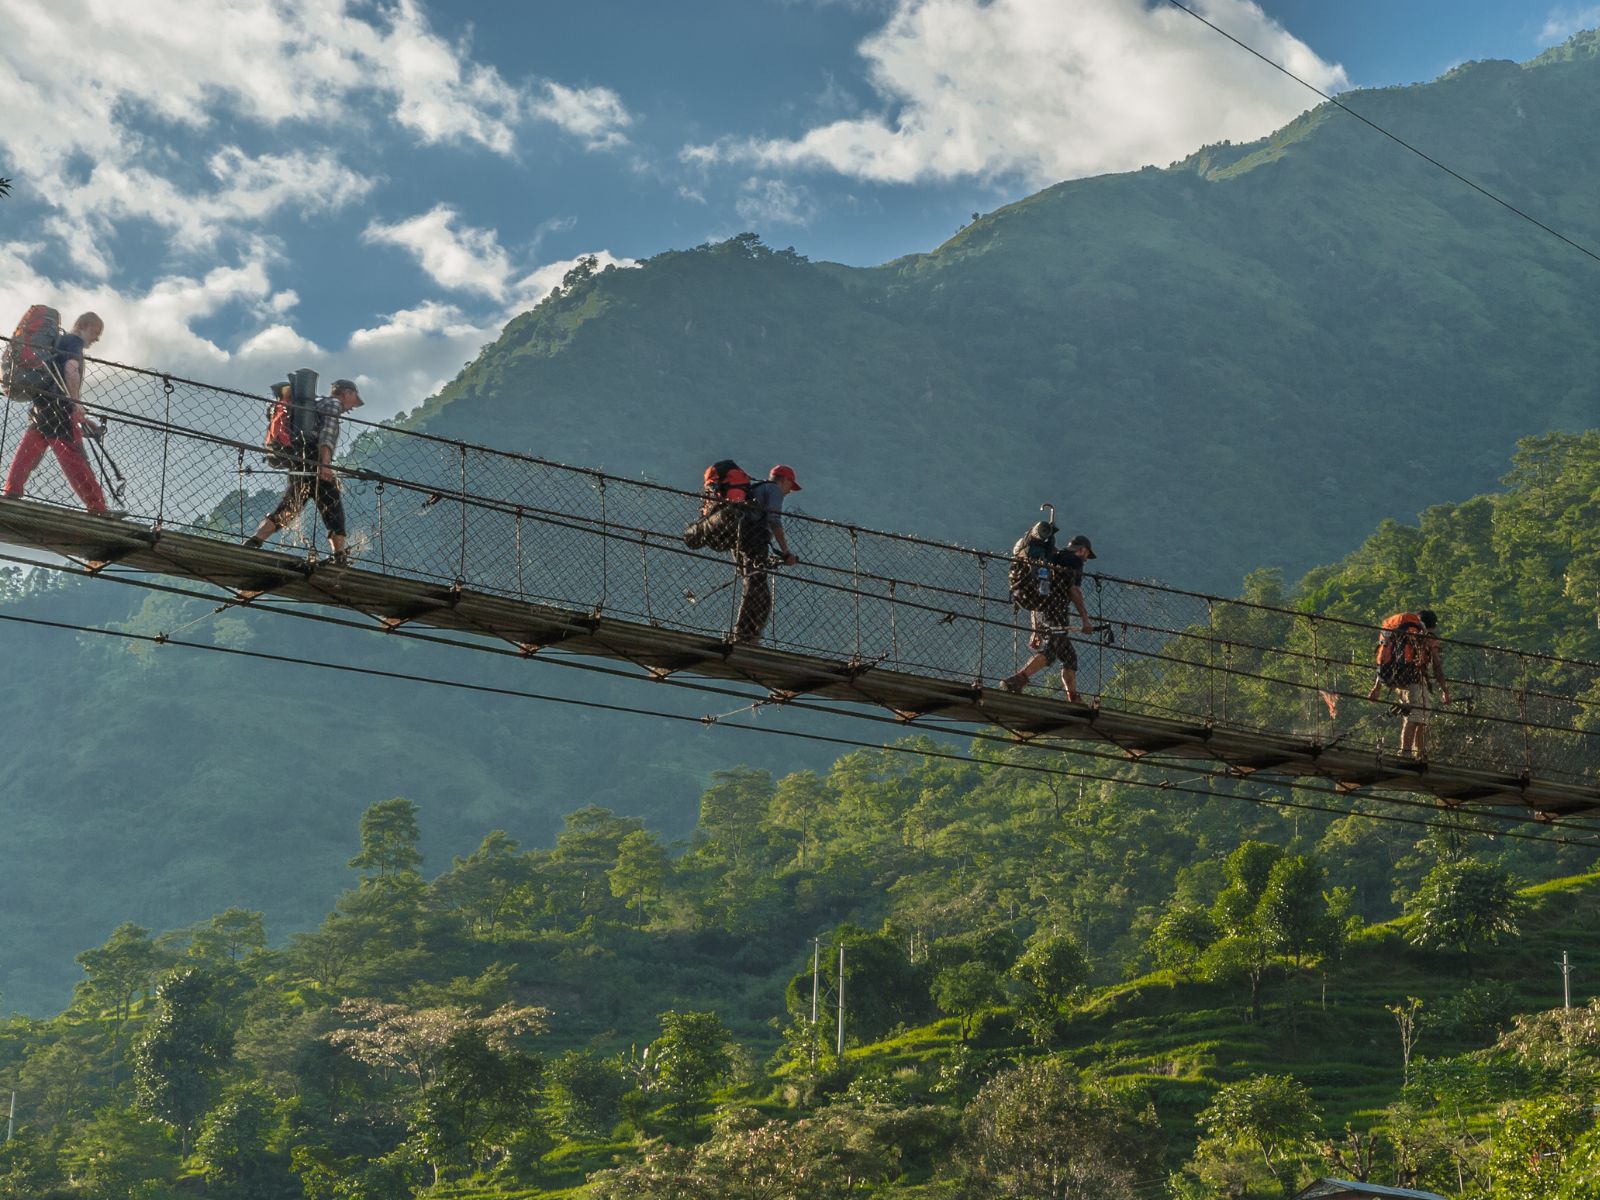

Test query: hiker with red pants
[3,312,121,516]
[1366,609,1450,759]
[733,464,801,645]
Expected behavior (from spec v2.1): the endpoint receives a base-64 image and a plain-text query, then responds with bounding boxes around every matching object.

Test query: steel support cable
[6,604,1593,851]
[7,548,1598,841]
[1162,0,1600,269]
[0,604,1587,851]
[37,342,1600,677]
[0,501,1592,764]
[25,339,1600,675]
[57,408,1599,724]
[0,541,1558,820]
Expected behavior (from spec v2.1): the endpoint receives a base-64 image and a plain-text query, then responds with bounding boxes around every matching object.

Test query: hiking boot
[331,550,349,567]
[243,535,264,549]
[1000,672,1028,694]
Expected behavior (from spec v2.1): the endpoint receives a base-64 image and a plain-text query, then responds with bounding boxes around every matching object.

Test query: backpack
[1,305,62,402]
[1007,521,1058,611]
[1376,612,1429,687]
[684,460,757,550]
[264,367,320,466]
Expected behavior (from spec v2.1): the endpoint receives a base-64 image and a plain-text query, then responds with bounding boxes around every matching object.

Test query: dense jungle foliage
[0,429,1597,1196]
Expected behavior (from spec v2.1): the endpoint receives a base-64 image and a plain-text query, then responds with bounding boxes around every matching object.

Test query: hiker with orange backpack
[1366,609,1450,759]
[245,375,363,564]
[2,310,121,517]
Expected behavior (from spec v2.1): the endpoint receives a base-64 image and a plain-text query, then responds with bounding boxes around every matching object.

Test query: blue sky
[0,0,1591,419]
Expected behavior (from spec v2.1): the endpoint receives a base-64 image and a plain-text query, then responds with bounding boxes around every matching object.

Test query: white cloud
[0,244,637,424]
[531,82,635,150]
[736,178,819,227]
[364,206,515,299]
[1540,6,1600,42]
[0,0,633,270]
[684,0,1347,187]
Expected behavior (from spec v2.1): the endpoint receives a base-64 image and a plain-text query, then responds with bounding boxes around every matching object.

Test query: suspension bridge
[0,344,1595,820]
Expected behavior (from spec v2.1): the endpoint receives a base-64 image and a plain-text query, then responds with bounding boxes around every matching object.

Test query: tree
[1007,929,1091,1044]
[933,960,1002,1041]
[1147,904,1218,980]
[768,770,831,868]
[1388,996,1424,1085]
[74,921,166,1029]
[695,768,776,870]
[1484,1094,1591,1200]
[1194,1074,1320,1199]
[131,967,236,1154]
[1259,854,1327,970]
[348,796,424,885]
[325,997,550,1185]
[1404,858,1525,972]
[609,829,671,923]
[193,1082,296,1199]
[57,1105,179,1200]
[412,1026,544,1185]
[959,1058,1161,1198]
[648,1010,733,1115]
[190,907,267,964]
[548,1049,628,1137]
[431,830,537,940]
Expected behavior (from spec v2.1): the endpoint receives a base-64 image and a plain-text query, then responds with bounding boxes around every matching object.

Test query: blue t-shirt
[31,333,85,440]
[749,479,786,533]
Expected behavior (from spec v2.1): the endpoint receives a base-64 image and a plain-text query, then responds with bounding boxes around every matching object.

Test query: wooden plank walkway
[1,498,1592,818]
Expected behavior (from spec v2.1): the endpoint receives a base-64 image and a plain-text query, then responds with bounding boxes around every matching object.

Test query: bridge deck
[4,500,1591,819]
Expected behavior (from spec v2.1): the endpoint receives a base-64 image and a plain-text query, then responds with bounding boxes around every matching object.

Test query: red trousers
[3,429,108,512]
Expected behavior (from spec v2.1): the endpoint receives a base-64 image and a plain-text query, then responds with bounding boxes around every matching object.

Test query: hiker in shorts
[2,312,121,516]
[733,464,801,645]
[1001,535,1097,702]
[1366,609,1449,759]
[245,378,363,564]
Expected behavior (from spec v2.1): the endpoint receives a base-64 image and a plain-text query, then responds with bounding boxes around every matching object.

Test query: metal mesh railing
[2,340,1597,787]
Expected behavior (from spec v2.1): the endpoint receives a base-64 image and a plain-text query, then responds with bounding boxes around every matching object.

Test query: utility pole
[811,939,820,1026]
[6,1090,12,1142]
[810,938,820,1065]
[836,944,846,1057]
[1561,951,1572,1010]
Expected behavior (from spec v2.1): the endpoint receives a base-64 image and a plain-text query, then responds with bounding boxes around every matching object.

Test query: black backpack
[684,460,760,551]
[1008,521,1058,610]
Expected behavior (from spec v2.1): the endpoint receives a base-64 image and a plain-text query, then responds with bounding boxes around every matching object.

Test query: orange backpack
[2,304,61,401]
[1376,612,1429,686]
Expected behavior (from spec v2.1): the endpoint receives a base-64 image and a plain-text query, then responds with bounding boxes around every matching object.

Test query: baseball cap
[770,464,802,490]
[1068,534,1096,559]
[332,378,363,405]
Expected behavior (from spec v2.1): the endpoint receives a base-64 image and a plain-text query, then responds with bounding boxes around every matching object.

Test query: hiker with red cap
[733,464,802,644]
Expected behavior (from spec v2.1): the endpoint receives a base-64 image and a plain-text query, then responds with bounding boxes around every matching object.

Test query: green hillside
[6,31,1600,1021]
[0,432,1595,1197]
[404,35,1600,590]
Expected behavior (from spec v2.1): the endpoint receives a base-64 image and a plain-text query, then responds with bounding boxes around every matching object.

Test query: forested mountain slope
[405,33,1600,588]
[4,34,1600,1016]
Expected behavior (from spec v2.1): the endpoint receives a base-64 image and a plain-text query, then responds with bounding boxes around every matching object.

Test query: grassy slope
[836,868,1600,1186]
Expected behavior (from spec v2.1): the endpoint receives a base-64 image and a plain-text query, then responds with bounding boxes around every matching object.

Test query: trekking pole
[84,421,127,502]
[683,555,787,605]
